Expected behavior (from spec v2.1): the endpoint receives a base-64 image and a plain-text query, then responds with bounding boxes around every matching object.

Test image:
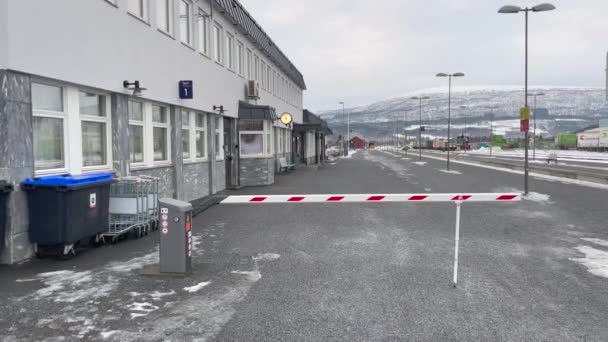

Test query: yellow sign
[520,106,531,121]
[280,112,293,125]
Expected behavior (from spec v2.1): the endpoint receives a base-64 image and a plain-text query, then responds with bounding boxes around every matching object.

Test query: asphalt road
[1,150,607,341]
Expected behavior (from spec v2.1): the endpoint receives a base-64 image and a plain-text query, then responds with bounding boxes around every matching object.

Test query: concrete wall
[0,70,34,263]
[240,158,274,187]
[131,166,176,199]
[2,0,303,123]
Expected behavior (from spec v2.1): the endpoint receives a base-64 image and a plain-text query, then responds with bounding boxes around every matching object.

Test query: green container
[557,134,577,146]
[491,135,505,146]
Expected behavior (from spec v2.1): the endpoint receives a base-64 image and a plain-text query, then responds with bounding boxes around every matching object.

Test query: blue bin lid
[22,173,114,187]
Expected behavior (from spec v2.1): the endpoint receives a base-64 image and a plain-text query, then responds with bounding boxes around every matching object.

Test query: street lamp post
[499,3,555,195]
[436,72,465,171]
[485,106,499,157]
[339,101,346,156]
[528,92,545,160]
[412,96,430,161]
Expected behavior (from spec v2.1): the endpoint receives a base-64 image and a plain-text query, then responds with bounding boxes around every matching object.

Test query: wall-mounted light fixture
[213,105,224,114]
[123,80,147,97]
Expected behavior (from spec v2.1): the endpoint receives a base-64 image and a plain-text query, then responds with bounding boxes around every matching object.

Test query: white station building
[0,0,307,263]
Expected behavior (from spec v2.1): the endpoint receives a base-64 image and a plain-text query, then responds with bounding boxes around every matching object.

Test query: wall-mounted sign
[280,112,293,125]
[179,80,193,99]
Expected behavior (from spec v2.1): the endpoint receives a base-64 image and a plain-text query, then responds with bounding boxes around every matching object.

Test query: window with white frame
[32,83,66,171]
[246,49,252,79]
[80,92,110,168]
[272,70,276,95]
[214,116,224,160]
[276,127,284,154]
[196,8,209,56]
[285,130,292,153]
[236,41,244,76]
[195,113,207,160]
[157,0,173,34]
[213,23,223,64]
[179,0,192,45]
[152,105,170,162]
[128,100,145,164]
[128,0,148,21]
[267,65,271,93]
[181,110,191,160]
[226,33,234,70]
[254,54,259,81]
[261,61,266,89]
[239,120,273,157]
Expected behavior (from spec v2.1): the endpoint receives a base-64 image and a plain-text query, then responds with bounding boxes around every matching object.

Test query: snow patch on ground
[580,238,608,248]
[570,245,608,278]
[184,281,212,293]
[100,331,121,339]
[524,192,552,203]
[231,252,281,283]
[412,161,427,166]
[126,302,160,319]
[106,249,159,273]
[438,169,462,175]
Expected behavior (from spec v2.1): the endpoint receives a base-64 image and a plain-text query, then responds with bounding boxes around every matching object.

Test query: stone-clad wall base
[215,162,226,193]
[240,158,274,187]
[0,71,34,264]
[131,166,176,199]
[183,162,210,202]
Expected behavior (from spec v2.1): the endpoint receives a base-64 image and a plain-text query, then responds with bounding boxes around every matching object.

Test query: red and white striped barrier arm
[220,193,521,204]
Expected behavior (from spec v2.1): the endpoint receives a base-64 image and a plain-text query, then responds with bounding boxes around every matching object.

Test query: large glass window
[246,49,252,79]
[261,61,266,89]
[182,110,190,160]
[197,8,209,55]
[215,117,224,159]
[213,24,222,63]
[226,33,234,70]
[239,120,273,157]
[195,113,206,159]
[237,41,244,76]
[179,0,191,44]
[152,105,169,162]
[32,83,65,171]
[80,92,108,167]
[128,0,147,20]
[128,100,144,164]
[157,0,173,34]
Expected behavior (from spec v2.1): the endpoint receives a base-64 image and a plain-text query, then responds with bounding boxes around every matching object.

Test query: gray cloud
[241,0,608,111]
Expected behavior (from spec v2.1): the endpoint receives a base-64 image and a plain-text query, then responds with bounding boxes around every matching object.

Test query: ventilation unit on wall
[247,80,260,99]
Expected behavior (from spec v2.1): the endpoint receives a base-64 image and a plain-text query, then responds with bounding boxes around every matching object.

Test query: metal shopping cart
[103,176,160,243]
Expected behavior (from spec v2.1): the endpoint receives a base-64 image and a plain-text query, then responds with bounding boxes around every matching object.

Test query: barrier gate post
[158,197,193,275]
[220,193,521,286]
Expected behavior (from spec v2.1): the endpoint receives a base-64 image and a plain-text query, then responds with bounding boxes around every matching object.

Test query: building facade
[293,110,332,164]
[0,0,306,264]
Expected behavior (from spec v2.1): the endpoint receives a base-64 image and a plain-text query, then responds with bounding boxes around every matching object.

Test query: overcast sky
[241,0,608,112]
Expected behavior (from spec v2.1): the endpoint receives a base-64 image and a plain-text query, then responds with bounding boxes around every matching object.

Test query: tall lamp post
[412,96,430,161]
[528,92,545,160]
[436,72,465,171]
[339,101,346,156]
[499,3,555,195]
[485,105,499,157]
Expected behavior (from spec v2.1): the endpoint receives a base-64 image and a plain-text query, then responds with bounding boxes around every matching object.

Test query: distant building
[349,134,366,149]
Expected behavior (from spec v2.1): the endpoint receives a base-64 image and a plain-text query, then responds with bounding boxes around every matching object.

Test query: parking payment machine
[158,198,193,274]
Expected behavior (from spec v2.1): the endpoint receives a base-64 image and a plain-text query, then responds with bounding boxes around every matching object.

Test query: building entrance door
[224,117,239,189]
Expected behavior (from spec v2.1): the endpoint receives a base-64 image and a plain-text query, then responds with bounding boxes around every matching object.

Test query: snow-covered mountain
[320,86,608,140]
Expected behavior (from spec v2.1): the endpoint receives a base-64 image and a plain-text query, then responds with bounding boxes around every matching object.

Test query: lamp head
[532,3,556,12]
[453,72,465,77]
[498,5,522,13]
[436,73,448,77]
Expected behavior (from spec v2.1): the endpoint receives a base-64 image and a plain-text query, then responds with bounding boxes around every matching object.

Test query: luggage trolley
[104,176,159,242]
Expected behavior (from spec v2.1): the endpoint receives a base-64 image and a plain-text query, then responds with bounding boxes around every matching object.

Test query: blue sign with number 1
[179,81,193,99]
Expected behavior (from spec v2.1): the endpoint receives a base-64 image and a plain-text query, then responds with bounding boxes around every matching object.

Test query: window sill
[127,12,151,26]
[214,60,225,68]
[184,159,208,165]
[199,51,211,60]
[103,0,118,9]
[35,168,69,177]
[130,163,173,171]
[82,165,113,173]
[181,42,195,51]
[240,155,272,159]
[157,28,175,40]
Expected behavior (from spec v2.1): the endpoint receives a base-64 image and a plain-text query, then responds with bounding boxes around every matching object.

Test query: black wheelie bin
[22,173,113,258]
